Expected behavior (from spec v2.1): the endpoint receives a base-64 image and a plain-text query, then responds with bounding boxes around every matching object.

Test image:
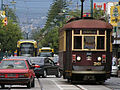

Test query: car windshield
[39,52,52,57]
[29,57,44,64]
[0,60,27,69]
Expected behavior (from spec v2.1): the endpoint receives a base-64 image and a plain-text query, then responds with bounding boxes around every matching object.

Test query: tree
[31,0,67,53]
[5,8,18,22]
[93,8,108,21]
[0,20,23,53]
[0,7,23,55]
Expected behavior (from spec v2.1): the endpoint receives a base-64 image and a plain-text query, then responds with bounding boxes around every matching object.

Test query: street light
[80,0,85,19]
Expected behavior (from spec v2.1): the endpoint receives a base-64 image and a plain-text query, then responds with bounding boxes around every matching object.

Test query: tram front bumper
[72,71,107,74]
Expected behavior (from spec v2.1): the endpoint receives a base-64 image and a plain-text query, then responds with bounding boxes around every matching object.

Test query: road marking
[51,80,80,90]
[77,85,88,90]
[51,80,63,90]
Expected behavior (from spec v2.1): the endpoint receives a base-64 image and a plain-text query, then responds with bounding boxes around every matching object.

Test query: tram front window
[84,36,95,49]
[20,43,34,56]
[97,36,104,49]
[74,36,82,49]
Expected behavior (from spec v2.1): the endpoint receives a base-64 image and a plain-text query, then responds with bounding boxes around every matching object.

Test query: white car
[111,66,119,76]
[111,60,119,76]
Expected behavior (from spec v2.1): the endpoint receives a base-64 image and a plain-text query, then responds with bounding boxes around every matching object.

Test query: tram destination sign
[82,30,97,34]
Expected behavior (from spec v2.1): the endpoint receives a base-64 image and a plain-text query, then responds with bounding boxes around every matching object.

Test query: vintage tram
[59,18,113,83]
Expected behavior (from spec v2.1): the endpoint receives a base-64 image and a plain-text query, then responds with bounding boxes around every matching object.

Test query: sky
[0,0,119,33]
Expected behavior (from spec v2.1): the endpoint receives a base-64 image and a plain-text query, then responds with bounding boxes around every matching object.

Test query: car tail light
[18,73,29,78]
[34,65,40,68]
[0,74,5,78]
[102,54,106,63]
[72,54,76,63]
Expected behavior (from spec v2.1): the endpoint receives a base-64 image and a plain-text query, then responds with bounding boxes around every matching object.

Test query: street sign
[110,6,120,26]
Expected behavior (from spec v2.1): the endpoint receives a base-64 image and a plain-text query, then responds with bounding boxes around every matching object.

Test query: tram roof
[62,19,113,30]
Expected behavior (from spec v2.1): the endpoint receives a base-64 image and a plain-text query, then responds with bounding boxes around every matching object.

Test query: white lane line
[77,85,88,90]
[50,80,63,90]
[50,80,80,90]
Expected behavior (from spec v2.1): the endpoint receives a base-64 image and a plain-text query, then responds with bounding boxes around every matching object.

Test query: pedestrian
[112,56,117,66]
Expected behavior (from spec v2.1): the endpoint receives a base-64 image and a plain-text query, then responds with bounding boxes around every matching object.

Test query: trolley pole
[80,0,85,19]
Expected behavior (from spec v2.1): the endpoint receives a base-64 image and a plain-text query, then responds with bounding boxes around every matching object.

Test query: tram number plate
[94,62,101,66]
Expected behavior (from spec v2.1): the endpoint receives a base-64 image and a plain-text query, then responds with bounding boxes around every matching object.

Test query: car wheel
[36,75,40,78]
[27,81,31,88]
[1,85,5,88]
[56,70,61,78]
[31,78,35,87]
[42,70,47,78]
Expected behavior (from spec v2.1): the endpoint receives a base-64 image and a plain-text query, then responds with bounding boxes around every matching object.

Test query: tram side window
[74,36,82,49]
[97,36,104,49]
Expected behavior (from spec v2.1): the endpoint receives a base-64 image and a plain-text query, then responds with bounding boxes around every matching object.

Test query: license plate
[7,74,16,77]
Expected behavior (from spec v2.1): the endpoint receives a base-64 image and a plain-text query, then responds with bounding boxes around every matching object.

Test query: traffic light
[2,17,7,26]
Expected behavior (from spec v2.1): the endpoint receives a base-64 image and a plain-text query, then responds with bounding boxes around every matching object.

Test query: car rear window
[0,60,27,69]
[30,57,44,64]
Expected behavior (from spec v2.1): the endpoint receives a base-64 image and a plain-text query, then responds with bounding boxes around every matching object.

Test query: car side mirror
[30,65,35,69]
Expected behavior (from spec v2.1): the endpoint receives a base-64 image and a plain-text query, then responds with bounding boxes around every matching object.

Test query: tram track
[75,84,88,90]
[37,78,44,90]
[74,83,113,90]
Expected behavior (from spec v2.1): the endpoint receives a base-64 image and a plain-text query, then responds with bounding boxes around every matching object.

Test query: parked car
[0,58,35,88]
[29,57,61,78]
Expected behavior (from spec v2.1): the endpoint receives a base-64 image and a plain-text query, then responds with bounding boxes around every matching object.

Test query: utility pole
[91,0,93,17]
[1,0,3,10]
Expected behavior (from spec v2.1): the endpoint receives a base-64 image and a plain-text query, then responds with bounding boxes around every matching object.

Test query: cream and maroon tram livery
[59,18,113,83]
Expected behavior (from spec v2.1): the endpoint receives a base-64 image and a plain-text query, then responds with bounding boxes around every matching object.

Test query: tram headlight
[77,56,81,61]
[97,57,102,61]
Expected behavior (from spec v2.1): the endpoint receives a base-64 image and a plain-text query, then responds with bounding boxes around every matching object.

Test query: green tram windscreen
[20,43,34,56]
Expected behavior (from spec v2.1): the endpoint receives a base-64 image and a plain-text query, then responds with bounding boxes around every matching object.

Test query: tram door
[65,31,72,73]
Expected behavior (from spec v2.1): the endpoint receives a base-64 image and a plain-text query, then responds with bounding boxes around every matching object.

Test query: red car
[0,58,35,88]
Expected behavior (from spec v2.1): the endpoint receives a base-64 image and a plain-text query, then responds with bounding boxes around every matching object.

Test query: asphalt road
[0,76,120,90]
